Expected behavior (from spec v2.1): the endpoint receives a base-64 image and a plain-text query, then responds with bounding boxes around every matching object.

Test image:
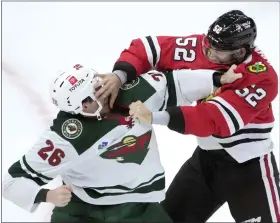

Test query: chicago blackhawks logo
[99,130,152,164]
[61,119,83,139]
[120,78,140,90]
[247,62,267,74]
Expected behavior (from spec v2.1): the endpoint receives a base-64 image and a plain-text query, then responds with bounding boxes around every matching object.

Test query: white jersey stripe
[19,158,49,184]
[208,100,235,135]
[260,154,280,222]
[150,36,161,66]
[267,153,280,221]
[213,96,244,130]
[140,37,154,67]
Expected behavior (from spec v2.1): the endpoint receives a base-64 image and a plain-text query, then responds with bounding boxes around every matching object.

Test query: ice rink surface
[2,2,279,222]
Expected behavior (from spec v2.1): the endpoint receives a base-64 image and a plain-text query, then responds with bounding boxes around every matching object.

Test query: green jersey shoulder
[50,111,129,155]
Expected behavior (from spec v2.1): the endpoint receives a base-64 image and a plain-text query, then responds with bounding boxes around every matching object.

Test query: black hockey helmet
[203,10,257,64]
[206,10,257,51]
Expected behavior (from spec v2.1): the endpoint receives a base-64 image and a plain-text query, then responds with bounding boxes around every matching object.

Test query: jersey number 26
[38,140,65,166]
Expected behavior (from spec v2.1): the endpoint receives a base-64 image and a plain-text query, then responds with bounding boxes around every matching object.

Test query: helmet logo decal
[213,24,222,34]
[73,64,83,70]
[68,76,78,85]
[52,98,58,106]
[61,119,83,139]
[69,79,85,92]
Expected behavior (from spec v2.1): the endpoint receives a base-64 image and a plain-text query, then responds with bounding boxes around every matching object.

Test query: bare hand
[94,73,121,108]
[46,185,72,207]
[220,64,243,85]
[129,100,152,125]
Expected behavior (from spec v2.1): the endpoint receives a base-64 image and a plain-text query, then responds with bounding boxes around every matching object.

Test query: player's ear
[82,103,87,109]
[240,48,247,57]
[81,96,93,110]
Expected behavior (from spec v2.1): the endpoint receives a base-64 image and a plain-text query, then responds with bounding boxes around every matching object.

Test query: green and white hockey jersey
[3,69,215,212]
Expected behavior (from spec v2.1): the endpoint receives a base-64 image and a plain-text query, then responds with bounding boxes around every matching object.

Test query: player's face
[202,36,245,64]
[82,76,110,116]
[82,97,110,116]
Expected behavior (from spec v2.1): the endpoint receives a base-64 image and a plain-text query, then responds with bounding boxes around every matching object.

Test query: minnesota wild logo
[120,78,140,90]
[61,119,83,139]
[99,131,152,164]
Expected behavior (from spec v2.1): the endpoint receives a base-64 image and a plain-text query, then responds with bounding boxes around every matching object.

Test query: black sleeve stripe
[213,127,273,138]
[113,61,137,82]
[146,36,158,67]
[8,161,46,186]
[220,138,268,148]
[23,155,53,181]
[166,107,185,134]
[210,99,240,132]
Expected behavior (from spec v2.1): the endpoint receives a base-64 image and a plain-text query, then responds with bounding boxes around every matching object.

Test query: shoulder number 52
[235,85,267,107]
[174,37,197,62]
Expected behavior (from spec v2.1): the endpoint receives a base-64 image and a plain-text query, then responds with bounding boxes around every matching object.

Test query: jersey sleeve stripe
[140,37,154,67]
[22,155,53,181]
[83,177,165,199]
[146,36,158,66]
[207,100,237,135]
[220,138,268,148]
[214,127,273,138]
[8,161,46,186]
[213,96,244,129]
[150,36,161,65]
[88,172,165,192]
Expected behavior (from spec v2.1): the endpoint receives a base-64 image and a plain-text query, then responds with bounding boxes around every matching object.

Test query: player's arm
[130,66,277,136]
[164,76,278,137]
[113,35,199,83]
[171,69,218,105]
[169,65,242,106]
[2,130,78,212]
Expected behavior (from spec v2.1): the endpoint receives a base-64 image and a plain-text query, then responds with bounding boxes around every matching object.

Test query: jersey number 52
[235,86,267,107]
[174,37,197,62]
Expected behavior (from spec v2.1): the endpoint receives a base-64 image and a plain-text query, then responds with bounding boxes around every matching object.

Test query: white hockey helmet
[50,64,103,120]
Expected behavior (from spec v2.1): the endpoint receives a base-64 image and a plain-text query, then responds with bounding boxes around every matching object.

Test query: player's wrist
[212,71,223,87]
[152,111,170,125]
[34,189,50,203]
[113,70,127,85]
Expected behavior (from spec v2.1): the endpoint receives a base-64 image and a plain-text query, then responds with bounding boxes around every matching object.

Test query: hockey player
[2,64,239,222]
[95,10,280,223]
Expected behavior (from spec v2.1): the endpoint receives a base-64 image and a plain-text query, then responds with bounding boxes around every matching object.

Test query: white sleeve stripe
[150,36,161,66]
[213,96,244,129]
[20,157,50,184]
[208,101,236,135]
[140,37,154,67]
[245,122,274,129]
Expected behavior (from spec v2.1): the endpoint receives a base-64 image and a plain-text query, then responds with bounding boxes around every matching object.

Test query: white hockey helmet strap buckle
[51,64,103,120]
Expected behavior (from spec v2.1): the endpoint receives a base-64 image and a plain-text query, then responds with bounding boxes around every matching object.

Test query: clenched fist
[46,185,72,207]
[129,100,152,125]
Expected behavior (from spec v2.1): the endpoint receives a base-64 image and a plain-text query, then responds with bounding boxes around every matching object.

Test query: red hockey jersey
[113,34,229,81]
[165,49,278,162]
[113,34,278,162]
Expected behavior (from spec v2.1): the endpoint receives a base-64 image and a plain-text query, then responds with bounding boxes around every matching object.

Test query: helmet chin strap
[79,100,103,120]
